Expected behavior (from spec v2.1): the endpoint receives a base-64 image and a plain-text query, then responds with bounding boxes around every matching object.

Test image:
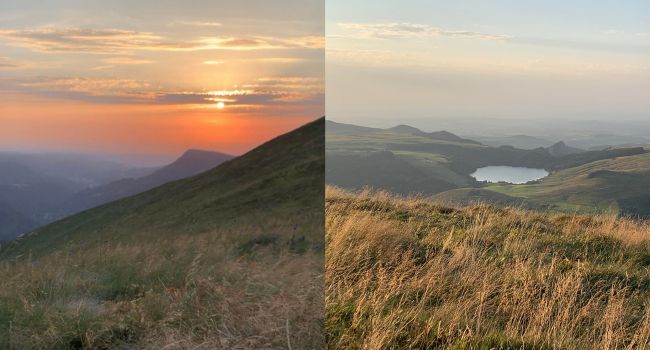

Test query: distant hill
[389,124,481,144]
[488,152,650,217]
[327,150,458,195]
[471,134,554,150]
[388,124,424,135]
[3,118,324,258]
[0,118,325,348]
[326,120,381,135]
[58,149,233,217]
[326,120,649,216]
[0,150,232,241]
[0,154,160,240]
[0,152,156,187]
[328,120,480,145]
[425,130,482,145]
[0,161,80,238]
[547,141,583,157]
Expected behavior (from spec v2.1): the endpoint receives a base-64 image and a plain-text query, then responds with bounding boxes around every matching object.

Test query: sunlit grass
[326,186,650,349]
[0,224,324,349]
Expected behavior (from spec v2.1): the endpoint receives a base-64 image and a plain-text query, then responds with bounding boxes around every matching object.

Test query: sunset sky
[327,0,650,127]
[0,0,324,156]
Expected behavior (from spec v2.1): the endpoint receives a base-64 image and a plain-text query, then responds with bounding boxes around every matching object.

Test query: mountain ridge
[2,117,324,259]
[57,149,234,218]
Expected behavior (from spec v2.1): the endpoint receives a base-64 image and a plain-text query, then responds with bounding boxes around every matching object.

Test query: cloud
[510,36,650,54]
[0,76,155,103]
[0,56,30,69]
[337,22,510,41]
[0,28,163,54]
[155,76,324,107]
[90,65,115,71]
[101,57,153,64]
[2,75,324,108]
[169,20,222,27]
[196,35,324,50]
[335,22,650,55]
[248,57,304,63]
[0,27,324,54]
[18,77,152,97]
[203,60,224,65]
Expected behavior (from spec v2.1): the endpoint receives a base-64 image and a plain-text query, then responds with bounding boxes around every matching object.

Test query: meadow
[326,186,650,349]
[0,221,324,349]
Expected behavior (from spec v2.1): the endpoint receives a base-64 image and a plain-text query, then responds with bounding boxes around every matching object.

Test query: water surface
[471,166,548,184]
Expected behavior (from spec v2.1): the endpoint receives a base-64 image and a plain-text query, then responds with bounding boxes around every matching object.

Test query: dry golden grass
[326,186,650,349]
[0,225,324,349]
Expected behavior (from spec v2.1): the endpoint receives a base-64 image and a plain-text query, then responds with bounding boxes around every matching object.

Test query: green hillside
[0,118,325,349]
[488,153,650,217]
[326,120,647,215]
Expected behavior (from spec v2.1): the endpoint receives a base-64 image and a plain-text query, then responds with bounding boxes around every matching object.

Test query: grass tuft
[326,186,650,349]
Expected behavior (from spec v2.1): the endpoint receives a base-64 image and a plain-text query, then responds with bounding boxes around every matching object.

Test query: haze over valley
[326,119,650,217]
[0,149,234,242]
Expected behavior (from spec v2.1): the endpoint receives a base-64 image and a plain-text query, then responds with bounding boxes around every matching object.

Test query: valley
[326,120,650,218]
[0,118,325,349]
[0,150,233,242]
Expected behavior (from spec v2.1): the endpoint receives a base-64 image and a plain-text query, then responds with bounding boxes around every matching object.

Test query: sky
[327,0,650,129]
[0,0,324,156]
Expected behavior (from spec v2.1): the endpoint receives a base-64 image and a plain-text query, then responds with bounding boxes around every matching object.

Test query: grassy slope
[4,118,324,258]
[326,186,650,349]
[0,118,325,349]
[326,122,646,201]
[488,153,650,216]
[326,130,480,193]
[431,188,544,211]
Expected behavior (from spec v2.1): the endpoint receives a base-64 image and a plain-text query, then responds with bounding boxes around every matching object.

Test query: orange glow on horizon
[0,98,318,156]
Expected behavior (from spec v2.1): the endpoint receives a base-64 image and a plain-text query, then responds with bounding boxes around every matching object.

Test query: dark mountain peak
[56,149,235,220]
[388,124,424,135]
[547,141,583,157]
[425,130,482,145]
[180,149,229,158]
[170,149,233,170]
[3,117,324,258]
[428,130,459,139]
[154,149,233,177]
[325,120,381,135]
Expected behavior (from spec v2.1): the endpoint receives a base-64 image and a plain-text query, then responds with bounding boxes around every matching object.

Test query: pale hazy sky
[327,0,650,127]
[0,0,324,155]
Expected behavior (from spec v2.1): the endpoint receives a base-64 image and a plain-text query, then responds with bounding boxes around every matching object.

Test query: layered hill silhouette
[488,152,650,217]
[0,149,233,241]
[547,141,584,157]
[326,119,649,217]
[58,149,233,217]
[3,117,324,258]
[0,161,80,239]
[0,118,325,348]
[389,124,482,144]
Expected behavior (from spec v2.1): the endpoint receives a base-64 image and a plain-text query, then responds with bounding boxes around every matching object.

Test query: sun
[215,102,225,109]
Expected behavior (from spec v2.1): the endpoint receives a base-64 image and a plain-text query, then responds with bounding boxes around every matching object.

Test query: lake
[471,166,549,184]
